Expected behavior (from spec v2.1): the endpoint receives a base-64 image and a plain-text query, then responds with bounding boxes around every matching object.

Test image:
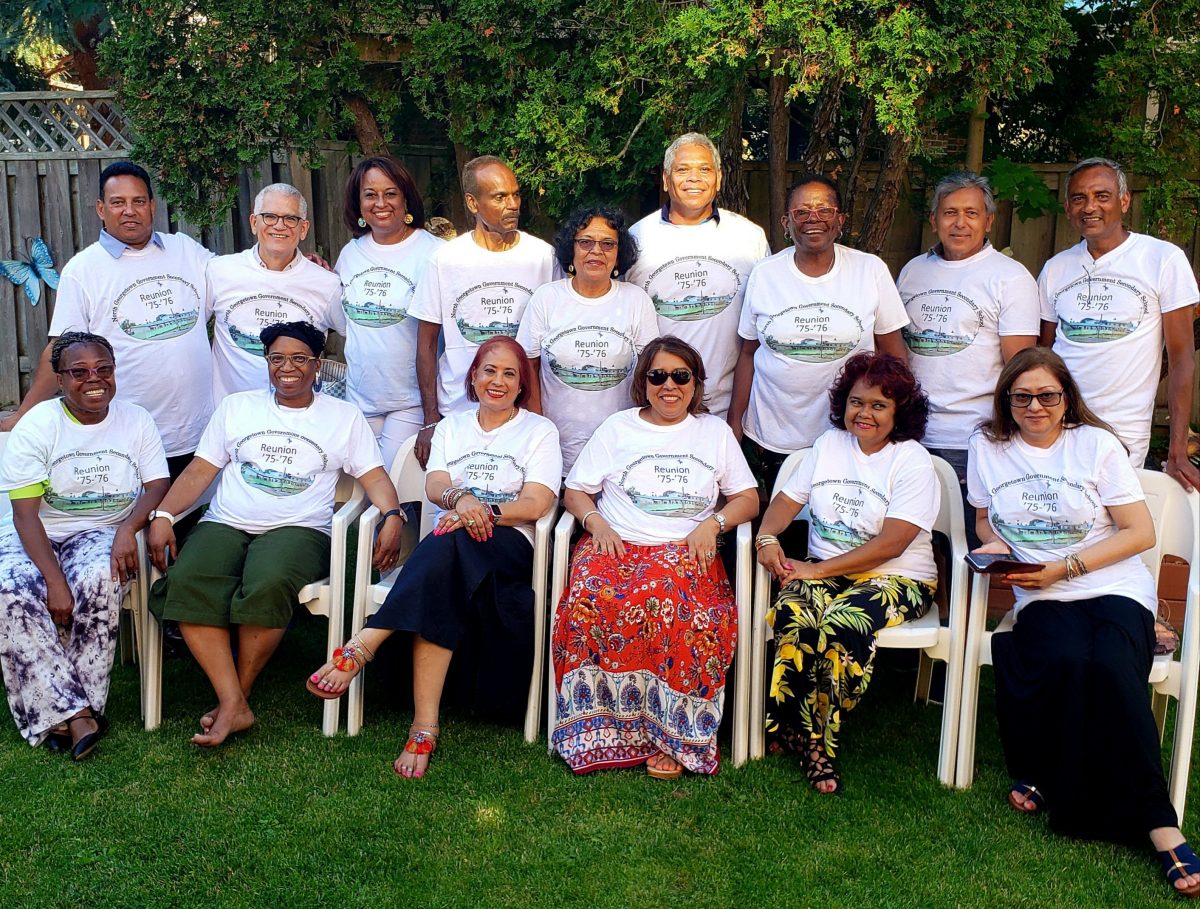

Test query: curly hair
[828,352,929,442]
[465,336,535,409]
[52,332,114,372]
[259,321,326,358]
[981,346,1119,445]
[629,336,708,415]
[552,206,639,278]
[343,156,426,238]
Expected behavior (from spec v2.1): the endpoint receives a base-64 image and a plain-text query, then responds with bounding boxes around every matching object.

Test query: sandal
[44,722,71,755]
[1159,842,1200,898]
[306,637,375,700]
[804,742,842,795]
[67,711,109,762]
[646,752,683,780]
[394,724,439,779]
[1008,781,1046,814]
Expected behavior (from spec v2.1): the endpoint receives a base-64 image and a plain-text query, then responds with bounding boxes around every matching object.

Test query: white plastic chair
[345,434,557,742]
[747,450,969,787]
[955,469,1200,822]
[545,510,754,766]
[0,431,149,698]
[140,471,367,736]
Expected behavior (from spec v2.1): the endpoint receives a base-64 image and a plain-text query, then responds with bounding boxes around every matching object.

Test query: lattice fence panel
[0,92,134,158]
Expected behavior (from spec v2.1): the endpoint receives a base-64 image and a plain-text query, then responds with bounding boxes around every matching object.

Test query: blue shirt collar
[99,228,165,259]
[659,201,722,225]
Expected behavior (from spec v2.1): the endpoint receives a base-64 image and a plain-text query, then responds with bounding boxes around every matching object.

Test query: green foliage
[101,1,398,224]
[2,1,112,89]
[984,158,1063,221]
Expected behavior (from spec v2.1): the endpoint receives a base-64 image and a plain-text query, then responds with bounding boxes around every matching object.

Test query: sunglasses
[646,368,693,386]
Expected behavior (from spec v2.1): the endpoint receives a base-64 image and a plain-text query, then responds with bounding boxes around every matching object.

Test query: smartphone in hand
[964,552,1045,574]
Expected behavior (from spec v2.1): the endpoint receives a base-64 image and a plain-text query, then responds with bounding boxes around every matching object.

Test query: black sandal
[1159,842,1200,898]
[805,742,842,796]
[66,712,109,762]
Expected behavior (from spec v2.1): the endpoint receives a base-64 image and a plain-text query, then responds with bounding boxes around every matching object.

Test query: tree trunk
[860,130,912,256]
[767,53,790,252]
[451,136,474,232]
[800,80,842,174]
[842,97,875,243]
[345,96,389,157]
[66,18,107,89]
[717,79,749,215]
[965,93,987,174]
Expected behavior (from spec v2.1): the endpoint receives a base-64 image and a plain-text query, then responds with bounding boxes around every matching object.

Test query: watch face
[489,503,503,517]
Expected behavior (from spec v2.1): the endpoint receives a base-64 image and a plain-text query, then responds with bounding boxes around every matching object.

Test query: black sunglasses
[646,368,693,386]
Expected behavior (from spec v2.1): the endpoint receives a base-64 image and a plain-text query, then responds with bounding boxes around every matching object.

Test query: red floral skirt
[550,535,737,775]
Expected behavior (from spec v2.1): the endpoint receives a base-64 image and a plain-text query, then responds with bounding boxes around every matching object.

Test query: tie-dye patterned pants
[0,527,122,746]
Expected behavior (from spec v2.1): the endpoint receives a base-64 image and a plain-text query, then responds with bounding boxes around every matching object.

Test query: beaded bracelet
[420,420,441,432]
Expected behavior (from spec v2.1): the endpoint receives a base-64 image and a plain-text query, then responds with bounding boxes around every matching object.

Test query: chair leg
[142,612,163,731]
[915,651,934,705]
[1153,691,1169,742]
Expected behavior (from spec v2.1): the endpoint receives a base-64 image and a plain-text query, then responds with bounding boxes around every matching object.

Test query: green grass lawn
[0,614,1189,909]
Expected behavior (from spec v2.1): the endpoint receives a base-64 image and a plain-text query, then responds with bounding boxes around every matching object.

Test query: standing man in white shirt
[408,156,557,465]
[897,171,1040,540]
[1,161,214,485]
[207,183,342,400]
[626,133,770,418]
[1038,157,1199,491]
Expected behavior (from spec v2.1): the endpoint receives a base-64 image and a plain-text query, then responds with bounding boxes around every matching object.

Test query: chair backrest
[1135,468,1200,587]
[317,358,348,400]
[386,434,436,539]
[767,446,964,553]
[0,432,10,524]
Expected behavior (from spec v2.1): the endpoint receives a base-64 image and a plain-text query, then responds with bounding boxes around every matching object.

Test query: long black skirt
[367,525,534,724]
[992,594,1176,841]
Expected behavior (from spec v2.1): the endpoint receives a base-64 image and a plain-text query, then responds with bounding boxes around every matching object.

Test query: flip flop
[306,638,374,700]
[1159,842,1200,899]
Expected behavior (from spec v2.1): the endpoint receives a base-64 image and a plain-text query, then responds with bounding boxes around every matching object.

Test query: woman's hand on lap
[589,522,626,559]
[454,494,492,542]
[779,559,822,585]
[757,542,794,581]
[147,520,177,572]
[1006,561,1068,590]
[110,524,139,583]
[685,521,720,574]
[46,580,75,626]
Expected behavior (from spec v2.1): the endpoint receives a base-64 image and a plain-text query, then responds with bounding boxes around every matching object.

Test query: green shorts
[148,521,331,629]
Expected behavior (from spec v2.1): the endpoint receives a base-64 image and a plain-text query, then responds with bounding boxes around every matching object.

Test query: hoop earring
[404,213,413,225]
[567,263,575,274]
[357,217,367,228]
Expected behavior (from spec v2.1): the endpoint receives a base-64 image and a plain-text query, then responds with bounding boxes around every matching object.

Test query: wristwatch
[711,511,727,534]
[148,509,177,526]
[489,503,503,518]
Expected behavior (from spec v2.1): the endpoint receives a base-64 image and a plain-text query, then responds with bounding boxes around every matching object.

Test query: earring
[313,377,323,392]
[404,213,413,225]
[612,268,619,278]
[567,263,575,274]
[357,217,367,228]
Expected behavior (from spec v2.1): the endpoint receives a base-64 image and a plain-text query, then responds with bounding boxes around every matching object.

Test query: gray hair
[253,182,308,219]
[930,171,996,216]
[663,132,721,174]
[1068,157,1128,197]
[462,155,511,198]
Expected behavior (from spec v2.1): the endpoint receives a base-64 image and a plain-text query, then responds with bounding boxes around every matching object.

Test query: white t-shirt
[196,390,382,536]
[408,231,558,414]
[780,429,939,583]
[0,399,168,543]
[566,408,756,545]
[48,233,214,457]
[516,278,659,470]
[626,208,770,417]
[1038,233,1199,464]
[207,248,343,400]
[898,244,1040,448]
[967,425,1157,616]
[427,408,562,545]
[738,245,909,453]
[330,231,444,416]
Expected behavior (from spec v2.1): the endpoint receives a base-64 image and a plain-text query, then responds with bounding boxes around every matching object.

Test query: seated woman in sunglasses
[968,347,1200,898]
[517,205,657,473]
[551,337,759,778]
[0,332,169,760]
[147,321,403,747]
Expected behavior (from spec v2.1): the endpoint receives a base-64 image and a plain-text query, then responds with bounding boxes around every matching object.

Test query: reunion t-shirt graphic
[1052,274,1147,343]
[342,266,415,328]
[618,453,715,518]
[112,274,202,342]
[452,281,534,343]
[809,477,889,550]
[44,448,141,515]
[224,294,316,357]
[761,302,864,362]
[544,324,638,391]
[901,288,981,356]
[446,451,526,504]
[233,429,326,497]
[987,472,1098,549]
[644,256,741,322]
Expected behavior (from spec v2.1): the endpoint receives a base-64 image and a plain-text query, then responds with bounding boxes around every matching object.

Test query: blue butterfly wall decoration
[1,237,61,307]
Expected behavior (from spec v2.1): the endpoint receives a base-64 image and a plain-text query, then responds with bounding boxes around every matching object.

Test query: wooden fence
[1,92,1196,434]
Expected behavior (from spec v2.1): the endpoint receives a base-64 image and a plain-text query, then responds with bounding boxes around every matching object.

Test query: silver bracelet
[581,510,600,531]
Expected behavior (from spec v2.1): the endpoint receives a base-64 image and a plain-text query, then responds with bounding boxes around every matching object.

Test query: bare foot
[199,706,219,732]
[192,703,254,747]
[306,639,373,699]
[393,725,438,779]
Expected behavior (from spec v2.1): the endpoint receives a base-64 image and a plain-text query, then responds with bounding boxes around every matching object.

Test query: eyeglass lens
[575,238,618,252]
[789,207,838,222]
[257,212,303,227]
[59,365,114,380]
[1009,391,1063,407]
[266,354,315,367]
[646,368,693,386]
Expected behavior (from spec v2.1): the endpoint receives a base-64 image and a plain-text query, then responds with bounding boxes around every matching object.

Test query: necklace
[477,406,517,432]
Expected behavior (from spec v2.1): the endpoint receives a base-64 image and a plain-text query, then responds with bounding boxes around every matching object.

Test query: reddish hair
[828,352,929,442]
[464,336,535,408]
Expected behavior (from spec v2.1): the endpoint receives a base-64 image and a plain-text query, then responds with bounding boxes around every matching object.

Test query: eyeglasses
[57,365,114,381]
[265,353,317,368]
[789,206,839,223]
[1008,390,1064,408]
[255,212,304,228]
[574,238,618,253]
[646,368,693,386]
